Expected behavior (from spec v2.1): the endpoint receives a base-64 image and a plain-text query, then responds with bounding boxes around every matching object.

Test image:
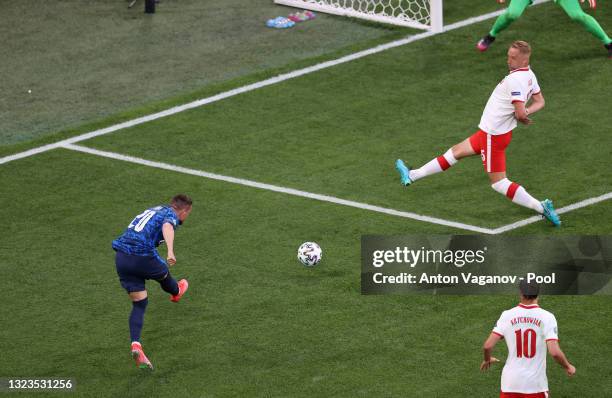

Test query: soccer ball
[297,242,322,267]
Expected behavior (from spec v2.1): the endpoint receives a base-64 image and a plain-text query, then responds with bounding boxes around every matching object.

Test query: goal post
[273,0,444,32]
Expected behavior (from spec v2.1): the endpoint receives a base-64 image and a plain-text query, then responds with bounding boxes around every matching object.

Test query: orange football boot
[131,342,153,370]
[170,279,189,303]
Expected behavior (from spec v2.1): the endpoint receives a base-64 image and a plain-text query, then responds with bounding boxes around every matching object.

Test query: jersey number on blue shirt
[129,209,157,232]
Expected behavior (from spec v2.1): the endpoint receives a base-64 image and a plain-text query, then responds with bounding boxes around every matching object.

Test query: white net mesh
[275,0,435,30]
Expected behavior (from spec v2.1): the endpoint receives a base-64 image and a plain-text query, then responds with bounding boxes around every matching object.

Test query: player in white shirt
[480,281,576,397]
[395,41,561,226]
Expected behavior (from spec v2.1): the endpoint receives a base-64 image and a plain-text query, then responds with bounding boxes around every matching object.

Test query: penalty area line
[491,192,612,234]
[60,144,496,234]
[0,0,552,167]
[59,144,610,234]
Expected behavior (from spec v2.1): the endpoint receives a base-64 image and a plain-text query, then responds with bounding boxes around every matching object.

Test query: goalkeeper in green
[477,0,612,58]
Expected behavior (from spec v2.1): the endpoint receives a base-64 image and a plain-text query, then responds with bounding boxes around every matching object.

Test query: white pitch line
[0,0,551,167]
[492,192,612,234]
[61,143,496,234]
[61,144,612,234]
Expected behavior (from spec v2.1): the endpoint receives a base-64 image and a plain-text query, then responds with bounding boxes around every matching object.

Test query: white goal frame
[274,0,443,32]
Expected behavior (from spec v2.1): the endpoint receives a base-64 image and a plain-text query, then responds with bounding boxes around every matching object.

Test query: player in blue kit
[112,194,193,370]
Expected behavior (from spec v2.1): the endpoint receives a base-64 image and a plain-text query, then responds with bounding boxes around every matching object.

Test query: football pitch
[1,0,611,397]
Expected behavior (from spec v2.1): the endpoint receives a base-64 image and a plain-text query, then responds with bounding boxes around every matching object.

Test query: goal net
[274,0,443,32]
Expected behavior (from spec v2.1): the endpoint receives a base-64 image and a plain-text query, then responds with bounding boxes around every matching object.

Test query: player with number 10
[480,280,576,397]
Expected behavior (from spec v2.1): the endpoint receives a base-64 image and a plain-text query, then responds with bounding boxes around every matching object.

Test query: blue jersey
[112,205,180,257]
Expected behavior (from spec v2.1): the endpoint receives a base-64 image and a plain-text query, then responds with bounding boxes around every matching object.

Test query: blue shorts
[115,251,169,293]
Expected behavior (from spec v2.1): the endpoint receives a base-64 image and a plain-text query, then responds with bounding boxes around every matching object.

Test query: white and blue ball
[297,242,322,267]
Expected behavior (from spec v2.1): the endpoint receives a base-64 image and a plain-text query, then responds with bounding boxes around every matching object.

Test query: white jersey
[479,67,541,135]
[493,304,558,394]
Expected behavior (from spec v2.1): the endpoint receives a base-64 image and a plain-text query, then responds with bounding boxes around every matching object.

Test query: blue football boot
[395,159,412,186]
[541,199,561,227]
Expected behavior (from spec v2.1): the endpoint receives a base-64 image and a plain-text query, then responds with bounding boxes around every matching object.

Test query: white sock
[409,149,457,182]
[491,178,512,195]
[513,186,544,213]
[491,178,543,214]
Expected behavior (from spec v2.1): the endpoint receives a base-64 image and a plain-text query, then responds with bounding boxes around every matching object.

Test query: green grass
[81,3,611,231]
[0,0,396,146]
[0,0,512,148]
[1,1,611,397]
[2,150,611,397]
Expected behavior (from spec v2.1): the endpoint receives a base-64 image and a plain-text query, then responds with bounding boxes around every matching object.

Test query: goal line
[275,0,443,32]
